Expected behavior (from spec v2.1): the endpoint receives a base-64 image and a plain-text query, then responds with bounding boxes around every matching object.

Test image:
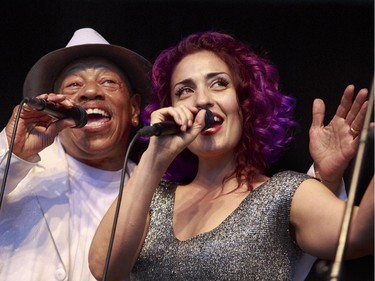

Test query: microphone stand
[329,78,374,281]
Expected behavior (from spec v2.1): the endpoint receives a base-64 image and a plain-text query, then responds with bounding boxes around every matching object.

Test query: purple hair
[142,31,297,188]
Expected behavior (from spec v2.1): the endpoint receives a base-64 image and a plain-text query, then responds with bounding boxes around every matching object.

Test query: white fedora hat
[23,28,151,106]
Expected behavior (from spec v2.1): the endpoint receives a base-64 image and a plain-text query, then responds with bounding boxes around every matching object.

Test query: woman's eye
[212,77,229,89]
[175,87,193,97]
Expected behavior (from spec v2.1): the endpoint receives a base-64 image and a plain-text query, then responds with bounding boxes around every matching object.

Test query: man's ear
[130,93,141,126]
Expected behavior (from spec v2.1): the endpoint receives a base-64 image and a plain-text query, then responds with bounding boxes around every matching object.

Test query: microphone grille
[203,108,214,130]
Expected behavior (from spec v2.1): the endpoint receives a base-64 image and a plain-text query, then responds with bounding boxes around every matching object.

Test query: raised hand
[309,84,369,191]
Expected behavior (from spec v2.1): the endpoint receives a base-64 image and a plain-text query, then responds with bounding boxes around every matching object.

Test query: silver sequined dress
[130,171,311,281]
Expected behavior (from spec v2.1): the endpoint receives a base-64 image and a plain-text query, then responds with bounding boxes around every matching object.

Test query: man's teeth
[86,108,109,117]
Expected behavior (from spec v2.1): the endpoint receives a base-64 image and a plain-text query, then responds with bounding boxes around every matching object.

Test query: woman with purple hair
[89,31,373,281]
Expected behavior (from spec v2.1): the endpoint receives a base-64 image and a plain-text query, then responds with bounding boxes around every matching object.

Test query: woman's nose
[195,89,213,108]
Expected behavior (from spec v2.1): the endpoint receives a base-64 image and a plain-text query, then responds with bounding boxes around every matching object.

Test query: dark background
[1,0,373,279]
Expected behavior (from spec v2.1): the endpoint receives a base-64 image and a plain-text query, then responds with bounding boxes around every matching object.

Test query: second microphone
[137,108,215,137]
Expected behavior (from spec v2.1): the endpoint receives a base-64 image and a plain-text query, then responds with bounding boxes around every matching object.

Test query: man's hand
[5,93,77,160]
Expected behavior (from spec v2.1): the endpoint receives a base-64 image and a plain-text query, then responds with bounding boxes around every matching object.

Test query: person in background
[0,28,151,281]
[88,31,372,281]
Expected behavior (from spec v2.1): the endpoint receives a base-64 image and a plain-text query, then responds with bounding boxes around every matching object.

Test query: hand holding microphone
[4,95,88,161]
[138,107,214,137]
[24,97,88,128]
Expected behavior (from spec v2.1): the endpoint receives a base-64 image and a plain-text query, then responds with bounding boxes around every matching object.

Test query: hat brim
[23,44,151,106]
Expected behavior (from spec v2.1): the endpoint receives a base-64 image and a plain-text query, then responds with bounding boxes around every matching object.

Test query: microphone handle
[138,108,214,137]
[24,97,88,128]
[152,121,180,136]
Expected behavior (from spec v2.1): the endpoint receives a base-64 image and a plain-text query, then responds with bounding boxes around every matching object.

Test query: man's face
[55,57,140,170]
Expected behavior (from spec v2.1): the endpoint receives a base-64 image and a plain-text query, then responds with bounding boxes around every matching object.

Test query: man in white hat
[0,27,151,281]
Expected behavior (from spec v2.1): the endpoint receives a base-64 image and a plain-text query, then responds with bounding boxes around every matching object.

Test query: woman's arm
[291,177,374,260]
[89,144,169,280]
[89,106,208,280]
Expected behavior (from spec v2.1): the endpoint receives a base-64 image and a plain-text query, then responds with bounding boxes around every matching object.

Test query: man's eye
[102,80,121,91]
[66,82,80,88]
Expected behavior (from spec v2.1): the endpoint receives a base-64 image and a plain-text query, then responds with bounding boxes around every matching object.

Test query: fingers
[350,100,369,136]
[23,93,76,116]
[347,92,368,132]
[150,105,198,133]
[193,109,208,130]
[345,88,368,126]
[149,105,210,136]
[335,84,355,118]
[19,93,78,134]
[311,98,325,128]
[21,93,81,130]
[20,103,50,120]
[335,85,368,123]
[39,93,76,108]
[333,85,368,138]
[50,118,77,134]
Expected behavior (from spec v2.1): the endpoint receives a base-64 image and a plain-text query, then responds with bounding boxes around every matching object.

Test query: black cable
[0,98,28,212]
[0,97,138,279]
[0,96,139,279]
[101,131,141,281]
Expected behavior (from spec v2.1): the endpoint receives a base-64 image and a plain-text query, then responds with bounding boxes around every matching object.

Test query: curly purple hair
[142,31,297,188]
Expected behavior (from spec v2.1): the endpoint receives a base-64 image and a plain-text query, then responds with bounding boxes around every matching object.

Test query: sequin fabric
[131,171,311,281]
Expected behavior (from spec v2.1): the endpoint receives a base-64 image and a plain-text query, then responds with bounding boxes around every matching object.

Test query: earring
[132,119,139,127]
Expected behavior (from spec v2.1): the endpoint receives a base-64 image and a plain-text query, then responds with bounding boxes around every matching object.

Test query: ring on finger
[350,127,360,136]
[22,104,32,112]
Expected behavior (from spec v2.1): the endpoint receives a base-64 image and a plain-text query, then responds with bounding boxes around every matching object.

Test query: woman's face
[170,50,243,159]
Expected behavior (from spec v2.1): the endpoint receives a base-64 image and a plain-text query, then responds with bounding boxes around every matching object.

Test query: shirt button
[55,268,66,280]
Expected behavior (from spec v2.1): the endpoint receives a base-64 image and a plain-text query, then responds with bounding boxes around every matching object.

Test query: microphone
[138,108,215,137]
[24,97,88,128]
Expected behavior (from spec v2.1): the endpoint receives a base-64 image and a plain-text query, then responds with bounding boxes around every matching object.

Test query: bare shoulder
[295,178,339,199]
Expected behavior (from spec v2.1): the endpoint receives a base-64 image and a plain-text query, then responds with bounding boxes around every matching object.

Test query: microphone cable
[101,130,141,281]
[0,98,28,212]
[0,96,134,280]
[101,108,213,280]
